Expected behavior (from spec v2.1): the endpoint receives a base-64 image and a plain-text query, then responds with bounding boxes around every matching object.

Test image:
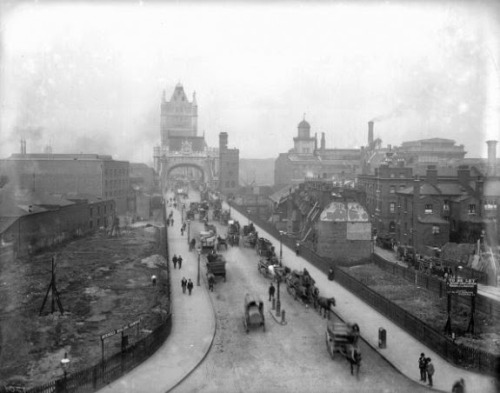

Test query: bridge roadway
[99,190,497,393]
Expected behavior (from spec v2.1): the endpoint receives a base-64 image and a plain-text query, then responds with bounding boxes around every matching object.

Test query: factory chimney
[486,140,497,177]
[368,121,374,146]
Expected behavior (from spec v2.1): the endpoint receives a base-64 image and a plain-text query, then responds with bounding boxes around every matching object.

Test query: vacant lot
[345,263,500,355]
[0,220,168,389]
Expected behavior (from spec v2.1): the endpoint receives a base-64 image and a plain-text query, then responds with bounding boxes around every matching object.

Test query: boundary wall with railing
[229,201,500,377]
[372,254,500,323]
[25,203,172,393]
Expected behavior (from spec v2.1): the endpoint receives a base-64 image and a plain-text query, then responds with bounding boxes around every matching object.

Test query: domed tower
[293,116,316,154]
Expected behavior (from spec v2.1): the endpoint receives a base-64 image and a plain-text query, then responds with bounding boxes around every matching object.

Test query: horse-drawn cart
[257,256,280,279]
[325,321,361,375]
[243,294,265,333]
[206,252,227,282]
[285,268,318,306]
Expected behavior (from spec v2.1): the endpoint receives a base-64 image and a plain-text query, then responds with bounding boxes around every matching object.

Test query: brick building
[0,153,130,213]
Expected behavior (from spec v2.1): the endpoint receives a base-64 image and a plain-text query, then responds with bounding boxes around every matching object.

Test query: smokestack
[368,121,374,146]
[321,132,325,150]
[486,140,497,176]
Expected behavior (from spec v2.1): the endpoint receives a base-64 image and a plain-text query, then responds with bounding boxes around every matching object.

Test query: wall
[316,220,371,264]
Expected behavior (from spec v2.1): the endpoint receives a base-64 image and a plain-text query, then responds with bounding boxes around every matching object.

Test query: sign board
[446,282,477,296]
[100,319,141,340]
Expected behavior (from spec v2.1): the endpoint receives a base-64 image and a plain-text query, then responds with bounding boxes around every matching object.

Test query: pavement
[99,202,498,393]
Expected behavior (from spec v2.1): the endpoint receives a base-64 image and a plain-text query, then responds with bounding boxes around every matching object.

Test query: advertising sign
[446,282,477,296]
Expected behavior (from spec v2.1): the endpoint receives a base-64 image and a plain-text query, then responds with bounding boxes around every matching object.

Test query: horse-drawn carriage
[243,294,265,333]
[200,230,217,252]
[220,210,231,225]
[256,237,274,257]
[212,208,221,221]
[325,321,361,376]
[257,256,281,279]
[216,235,228,251]
[227,220,240,246]
[206,252,227,282]
[285,268,318,306]
[186,209,195,220]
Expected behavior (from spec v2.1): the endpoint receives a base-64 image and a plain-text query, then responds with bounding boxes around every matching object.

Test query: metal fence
[25,202,173,393]
[229,201,500,377]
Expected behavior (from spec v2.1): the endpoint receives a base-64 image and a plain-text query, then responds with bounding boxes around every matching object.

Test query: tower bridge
[153,83,239,195]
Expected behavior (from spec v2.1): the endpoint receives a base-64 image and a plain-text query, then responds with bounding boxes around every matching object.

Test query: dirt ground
[0,214,168,389]
[344,264,500,355]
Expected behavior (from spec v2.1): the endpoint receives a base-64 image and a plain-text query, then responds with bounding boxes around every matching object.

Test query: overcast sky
[1,1,499,164]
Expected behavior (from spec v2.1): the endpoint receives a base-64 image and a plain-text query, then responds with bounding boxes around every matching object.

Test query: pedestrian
[181,277,187,294]
[187,279,194,295]
[295,242,300,256]
[418,353,427,382]
[178,255,183,269]
[151,274,157,287]
[172,254,178,269]
[181,227,184,236]
[190,238,196,251]
[171,218,175,226]
[426,358,434,387]
[269,283,275,301]
[452,378,465,393]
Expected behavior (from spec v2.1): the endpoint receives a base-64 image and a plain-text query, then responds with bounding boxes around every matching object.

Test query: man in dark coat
[418,353,427,382]
[187,279,194,295]
[172,254,178,269]
[178,255,183,269]
[181,277,187,294]
[269,283,275,301]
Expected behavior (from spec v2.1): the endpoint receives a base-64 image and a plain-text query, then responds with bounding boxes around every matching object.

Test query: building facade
[275,119,361,187]
[0,153,130,213]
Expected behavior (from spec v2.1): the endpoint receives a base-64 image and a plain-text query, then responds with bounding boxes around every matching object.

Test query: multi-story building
[0,153,130,213]
[274,118,361,186]
[218,132,239,195]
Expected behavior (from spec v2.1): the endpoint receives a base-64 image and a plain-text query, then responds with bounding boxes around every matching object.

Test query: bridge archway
[166,163,206,182]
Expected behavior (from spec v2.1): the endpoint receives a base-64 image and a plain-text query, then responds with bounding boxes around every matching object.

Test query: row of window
[105,168,128,177]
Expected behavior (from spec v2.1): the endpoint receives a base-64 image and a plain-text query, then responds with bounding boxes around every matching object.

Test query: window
[389,202,396,213]
[468,204,476,215]
[424,204,433,214]
[485,200,498,210]
[432,225,440,234]
[390,186,396,194]
[443,201,450,211]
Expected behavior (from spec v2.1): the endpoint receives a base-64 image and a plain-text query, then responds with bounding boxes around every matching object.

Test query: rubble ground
[0,220,168,389]
[345,264,500,356]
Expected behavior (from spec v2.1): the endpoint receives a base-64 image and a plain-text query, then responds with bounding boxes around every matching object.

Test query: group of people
[418,353,435,386]
[181,277,194,295]
[166,210,175,227]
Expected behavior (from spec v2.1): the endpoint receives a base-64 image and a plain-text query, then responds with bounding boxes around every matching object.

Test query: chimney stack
[321,132,325,150]
[20,139,26,155]
[486,140,497,177]
[426,165,438,185]
[219,132,228,151]
[368,121,374,146]
[457,165,470,187]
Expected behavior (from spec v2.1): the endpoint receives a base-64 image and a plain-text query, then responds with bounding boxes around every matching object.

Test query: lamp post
[60,352,70,392]
[275,271,281,316]
[197,247,201,286]
[279,230,284,265]
[187,219,191,245]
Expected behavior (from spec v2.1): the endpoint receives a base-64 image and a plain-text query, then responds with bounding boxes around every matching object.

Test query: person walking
[268,283,275,302]
[452,378,465,393]
[295,242,300,256]
[181,277,187,294]
[151,275,157,287]
[181,226,184,236]
[171,218,175,227]
[426,358,434,387]
[178,255,183,269]
[418,353,427,382]
[172,254,178,269]
[187,279,194,295]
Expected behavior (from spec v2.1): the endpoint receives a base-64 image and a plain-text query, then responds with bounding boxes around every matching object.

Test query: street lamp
[279,230,284,264]
[187,219,191,245]
[197,247,201,286]
[275,270,282,316]
[60,352,70,392]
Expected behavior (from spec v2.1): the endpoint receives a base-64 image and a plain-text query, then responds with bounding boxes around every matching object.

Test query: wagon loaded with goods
[200,230,217,252]
[227,220,241,246]
[256,237,274,258]
[206,252,227,282]
[325,321,361,375]
[243,294,265,333]
[285,268,318,306]
[257,256,280,279]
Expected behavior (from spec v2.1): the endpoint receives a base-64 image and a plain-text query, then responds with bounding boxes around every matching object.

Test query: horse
[316,296,336,319]
[207,273,215,292]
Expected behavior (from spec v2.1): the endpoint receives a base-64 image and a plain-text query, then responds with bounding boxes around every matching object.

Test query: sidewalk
[98,204,216,393]
[230,209,497,393]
